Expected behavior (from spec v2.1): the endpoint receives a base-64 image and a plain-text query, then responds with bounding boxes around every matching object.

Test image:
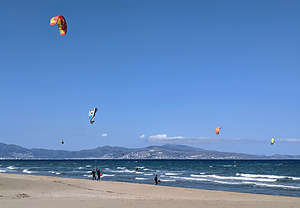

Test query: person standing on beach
[154,174,159,185]
[97,169,101,181]
[92,169,96,180]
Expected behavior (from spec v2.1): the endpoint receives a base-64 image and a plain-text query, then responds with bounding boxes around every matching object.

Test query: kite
[50,15,67,36]
[89,107,98,124]
[60,139,64,144]
[271,137,275,145]
[216,127,222,135]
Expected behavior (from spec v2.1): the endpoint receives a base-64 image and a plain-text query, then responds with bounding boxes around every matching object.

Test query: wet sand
[0,173,300,208]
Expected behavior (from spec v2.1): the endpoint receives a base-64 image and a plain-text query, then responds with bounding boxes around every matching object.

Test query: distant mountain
[0,142,299,159]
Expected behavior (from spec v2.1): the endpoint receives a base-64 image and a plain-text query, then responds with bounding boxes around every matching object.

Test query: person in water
[97,169,101,181]
[92,169,96,180]
[154,174,159,185]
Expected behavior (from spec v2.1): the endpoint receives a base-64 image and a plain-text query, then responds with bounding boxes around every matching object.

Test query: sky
[0,0,300,155]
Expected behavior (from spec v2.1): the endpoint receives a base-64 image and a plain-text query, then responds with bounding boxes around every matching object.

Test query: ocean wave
[111,169,135,173]
[0,169,7,173]
[160,179,176,182]
[212,180,243,185]
[49,171,61,175]
[191,174,276,182]
[144,173,153,176]
[135,171,144,174]
[165,172,182,176]
[86,165,91,168]
[242,182,300,190]
[23,169,36,174]
[102,174,115,177]
[78,167,84,170]
[83,174,92,178]
[117,167,126,170]
[170,176,209,182]
[7,166,17,170]
[143,168,150,171]
[237,173,300,181]
[135,177,148,180]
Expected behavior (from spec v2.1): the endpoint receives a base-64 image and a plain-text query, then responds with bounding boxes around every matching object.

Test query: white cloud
[148,134,186,140]
[147,133,240,144]
[278,138,300,142]
[101,133,108,137]
[149,134,168,140]
[139,134,145,139]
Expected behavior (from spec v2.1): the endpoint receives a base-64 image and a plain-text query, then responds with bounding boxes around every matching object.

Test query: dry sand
[0,173,300,208]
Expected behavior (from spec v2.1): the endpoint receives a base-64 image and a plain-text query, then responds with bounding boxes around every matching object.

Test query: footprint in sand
[16,193,30,199]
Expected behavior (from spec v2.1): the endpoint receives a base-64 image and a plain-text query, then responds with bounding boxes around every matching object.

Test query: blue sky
[0,0,300,155]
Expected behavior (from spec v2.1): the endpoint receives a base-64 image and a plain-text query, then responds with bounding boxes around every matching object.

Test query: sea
[0,159,300,197]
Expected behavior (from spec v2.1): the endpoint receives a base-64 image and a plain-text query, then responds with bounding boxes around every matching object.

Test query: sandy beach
[0,173,299,208]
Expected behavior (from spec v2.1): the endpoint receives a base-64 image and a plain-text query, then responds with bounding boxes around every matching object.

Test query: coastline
[1,173,300,208]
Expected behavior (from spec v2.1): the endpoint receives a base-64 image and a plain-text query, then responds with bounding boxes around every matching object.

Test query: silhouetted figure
[136,167,139,171]
[97,169,101,181]
[92,169,96,180]
[154,174,159,185]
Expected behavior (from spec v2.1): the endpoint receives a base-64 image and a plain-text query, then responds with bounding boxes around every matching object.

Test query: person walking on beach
[154,174,159,185]
[97,169,101,181]
[92,169,96,180]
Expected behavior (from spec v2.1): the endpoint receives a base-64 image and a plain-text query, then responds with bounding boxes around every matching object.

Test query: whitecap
[160,179,176,182]
[135,171,144,174]
[191,174,276,182]
[144,173,153,176]
[135,177,148,180]
[212,180,243,185]
[236,173,300,181]
[111,169,135,173]
[102,174,115,177]
[49,171,60,175]
[236,173,286,179]
[242,181,300,190]
[0,169,7,173]
[23,169,34,174]
[7,166,17,170]
[170,176,209,182]
[165,172,182,176]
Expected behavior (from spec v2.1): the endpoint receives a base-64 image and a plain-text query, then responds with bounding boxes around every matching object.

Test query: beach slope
[0,173,299,208]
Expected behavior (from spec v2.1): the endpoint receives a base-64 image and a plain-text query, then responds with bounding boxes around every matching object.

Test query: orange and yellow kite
[216,127,222,135]
[50,15,67,36]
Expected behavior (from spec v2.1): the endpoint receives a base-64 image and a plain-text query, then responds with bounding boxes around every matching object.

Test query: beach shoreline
[1,173,300,208]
